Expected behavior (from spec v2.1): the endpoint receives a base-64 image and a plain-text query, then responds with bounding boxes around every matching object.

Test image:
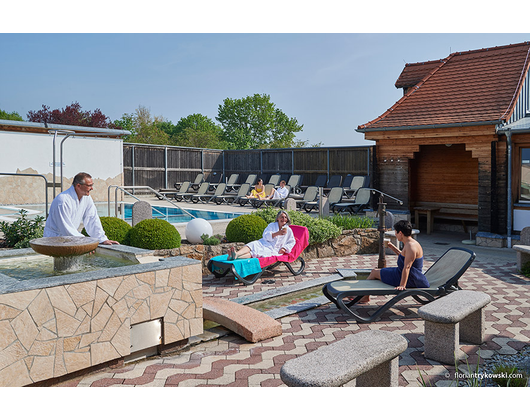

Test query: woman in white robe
[229,210,296,259]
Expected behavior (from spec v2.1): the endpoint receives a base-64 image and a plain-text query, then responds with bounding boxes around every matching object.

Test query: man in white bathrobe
[44,172,119,245]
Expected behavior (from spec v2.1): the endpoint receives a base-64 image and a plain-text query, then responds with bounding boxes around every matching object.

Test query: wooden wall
[124,144,373,191]
[409,144,478,204]
[365,125,506,233]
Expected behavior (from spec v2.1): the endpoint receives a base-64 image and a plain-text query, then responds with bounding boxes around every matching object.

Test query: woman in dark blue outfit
[364,220,429,303]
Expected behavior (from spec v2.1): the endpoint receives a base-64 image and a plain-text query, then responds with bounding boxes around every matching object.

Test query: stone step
[202,297,282,343]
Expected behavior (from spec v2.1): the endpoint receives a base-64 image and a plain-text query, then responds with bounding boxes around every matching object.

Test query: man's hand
[101,240,119,245]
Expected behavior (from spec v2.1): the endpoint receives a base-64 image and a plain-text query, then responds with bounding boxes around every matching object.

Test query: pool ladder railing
[107,185,196,220]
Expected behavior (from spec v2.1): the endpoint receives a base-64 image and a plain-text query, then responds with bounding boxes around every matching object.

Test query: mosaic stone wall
[0,263,203,387]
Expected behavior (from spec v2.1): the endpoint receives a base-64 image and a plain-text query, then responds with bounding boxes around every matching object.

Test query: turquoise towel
[210,254,262,278]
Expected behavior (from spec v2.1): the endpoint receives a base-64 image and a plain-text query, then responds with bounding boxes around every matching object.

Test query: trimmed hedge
[82,216,132,243]
[127,218,181,250]
[225,214,268,243]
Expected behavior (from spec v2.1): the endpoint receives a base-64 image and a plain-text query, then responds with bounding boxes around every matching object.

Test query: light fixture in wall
[445,144,452,147]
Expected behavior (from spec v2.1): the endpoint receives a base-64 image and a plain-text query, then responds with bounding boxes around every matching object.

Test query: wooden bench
[414,202,478,233]
[279,330,408,387]
[418,290,490,364]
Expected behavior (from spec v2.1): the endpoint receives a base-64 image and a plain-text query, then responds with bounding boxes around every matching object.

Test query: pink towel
[258,225,309,268]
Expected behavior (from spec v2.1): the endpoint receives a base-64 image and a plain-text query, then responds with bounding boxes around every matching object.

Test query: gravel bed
[464,346,530,387]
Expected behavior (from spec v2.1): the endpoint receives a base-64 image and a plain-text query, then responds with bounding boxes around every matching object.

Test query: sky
[1,4,530,150]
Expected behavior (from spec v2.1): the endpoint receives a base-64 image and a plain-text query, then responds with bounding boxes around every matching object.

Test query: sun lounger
[344,176,370,198]
[189,173,205,191]
[191,182,225,203]
[207,225,309,285]
[207,172,223,191]
[211,183,251,205]
[286,174,303,194]
[295,186,319,209]
[302,186,343,212]
[332,188,371,214]
[328,175,343,188]
[251,185,291,209]
[322,247,476,323]
[225,174,240,192]
[173,181,192,202]
[267,174,281,187]
[314,174,327,188]
[238,183,274,207]
[178,182,209,202]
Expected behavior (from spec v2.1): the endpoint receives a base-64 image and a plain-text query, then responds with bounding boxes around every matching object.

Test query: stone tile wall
[0,262,202,387]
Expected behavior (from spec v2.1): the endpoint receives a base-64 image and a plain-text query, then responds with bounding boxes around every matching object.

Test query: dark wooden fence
[124,143,374,190]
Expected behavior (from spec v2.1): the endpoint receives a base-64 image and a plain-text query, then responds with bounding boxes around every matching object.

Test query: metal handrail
[0,172,49,217]
[107,185,196,220]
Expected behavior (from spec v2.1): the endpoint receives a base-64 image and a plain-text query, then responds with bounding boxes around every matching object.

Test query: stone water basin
[0,244,203,386]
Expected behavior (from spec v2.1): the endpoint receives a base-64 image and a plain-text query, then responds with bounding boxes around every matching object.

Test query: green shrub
[201,233,222,246]
[127,218,181,250]
[491,364,529,387]
[326,214,374,230]
[226,214,268,243]
[0,210,45,248]
[82,216,132,243]
[252,207,342,245]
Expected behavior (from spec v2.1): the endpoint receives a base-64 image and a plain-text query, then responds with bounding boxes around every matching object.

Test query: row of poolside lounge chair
[157,173,372,213]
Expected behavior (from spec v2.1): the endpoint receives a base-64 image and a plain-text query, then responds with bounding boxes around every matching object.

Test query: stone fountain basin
[30,236,100,257]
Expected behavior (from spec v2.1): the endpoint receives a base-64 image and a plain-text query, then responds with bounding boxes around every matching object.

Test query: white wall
[0,131,123,204]
[514,209,530,231]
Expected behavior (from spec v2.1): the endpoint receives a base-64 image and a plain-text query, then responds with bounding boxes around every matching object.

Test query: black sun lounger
[322,247,476,323]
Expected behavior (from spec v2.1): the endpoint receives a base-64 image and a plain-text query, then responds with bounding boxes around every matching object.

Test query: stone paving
[55,233,530,387]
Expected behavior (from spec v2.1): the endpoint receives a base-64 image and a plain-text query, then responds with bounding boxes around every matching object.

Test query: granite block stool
[280,330,408,387]
[418,290,491,364]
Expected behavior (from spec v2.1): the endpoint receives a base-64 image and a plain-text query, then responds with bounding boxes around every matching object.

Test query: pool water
[0,253,137,281]
[122,204,242,224]
[5,203,243,224]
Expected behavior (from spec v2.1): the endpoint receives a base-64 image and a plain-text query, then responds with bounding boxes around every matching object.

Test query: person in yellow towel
[245,178,267,200]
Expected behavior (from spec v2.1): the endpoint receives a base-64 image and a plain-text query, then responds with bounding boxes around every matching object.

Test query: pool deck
[54,230,529,389]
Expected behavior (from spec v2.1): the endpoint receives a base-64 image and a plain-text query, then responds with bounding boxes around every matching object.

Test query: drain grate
[434,242,450,245]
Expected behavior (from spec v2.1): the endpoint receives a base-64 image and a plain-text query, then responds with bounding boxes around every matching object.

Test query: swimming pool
[122,203,243,224]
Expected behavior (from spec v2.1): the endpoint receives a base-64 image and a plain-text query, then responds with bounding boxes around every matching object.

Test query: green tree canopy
[157,113,225,149]
[216,94,304,149]
[113,106,169,145]
[0,109,24,121]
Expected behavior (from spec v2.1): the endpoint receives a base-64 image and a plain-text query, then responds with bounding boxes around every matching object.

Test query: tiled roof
[394,60,444,89]
[359,42,530,131]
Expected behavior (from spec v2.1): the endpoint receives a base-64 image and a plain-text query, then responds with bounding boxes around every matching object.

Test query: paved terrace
[54,230,529,388]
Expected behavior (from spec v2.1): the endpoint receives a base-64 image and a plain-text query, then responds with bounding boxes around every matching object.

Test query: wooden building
[357,41,530,245]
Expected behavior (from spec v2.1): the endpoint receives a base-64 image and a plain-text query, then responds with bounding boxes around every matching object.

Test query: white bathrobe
[247,222,296,258]
[43,185,108,243]
[271,186,289,200]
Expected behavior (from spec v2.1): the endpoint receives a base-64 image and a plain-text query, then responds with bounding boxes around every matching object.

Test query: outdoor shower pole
[368,188,402,268]
[377,194,387,269]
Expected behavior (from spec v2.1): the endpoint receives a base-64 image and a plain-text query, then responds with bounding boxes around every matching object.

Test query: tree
[27,102,113,128]
[216,94,304,149]
[157,113,226,149]
[113,106,169,145]
[0,109,24,121]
